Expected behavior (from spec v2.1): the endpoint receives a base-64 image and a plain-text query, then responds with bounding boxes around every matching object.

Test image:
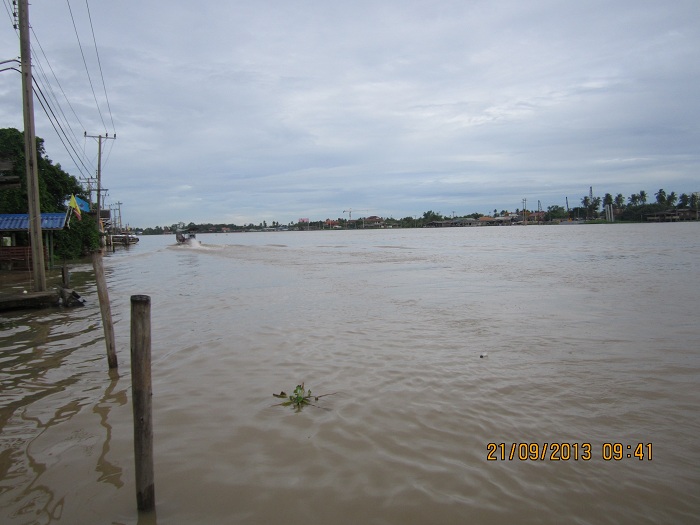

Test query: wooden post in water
[61,264,70,288]
[130,294,155,512]
[92,252,117,368]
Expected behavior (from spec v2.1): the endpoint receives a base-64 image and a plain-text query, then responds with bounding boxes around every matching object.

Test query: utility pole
[85,133,117,369]
[84,176,98,208]
[114,201,123,231]
[18,0,46,291]
[85,132,115,244]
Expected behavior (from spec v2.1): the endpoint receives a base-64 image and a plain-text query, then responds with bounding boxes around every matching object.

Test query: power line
[2,0,117,182]
[85,0,115,134]
[33,80,93,179]
[29,28,96,176]
[1,0,18,31]
[3,0,117,188]
[31,27,91,144]
[65,0,108,132]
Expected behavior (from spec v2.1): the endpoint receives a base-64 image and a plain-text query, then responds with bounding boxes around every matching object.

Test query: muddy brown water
[1,224,699,524]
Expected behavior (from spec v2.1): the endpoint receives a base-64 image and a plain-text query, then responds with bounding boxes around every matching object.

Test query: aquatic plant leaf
[272,384,337,410]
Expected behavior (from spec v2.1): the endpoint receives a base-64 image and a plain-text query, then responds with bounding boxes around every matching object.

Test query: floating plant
[272,383,336,411]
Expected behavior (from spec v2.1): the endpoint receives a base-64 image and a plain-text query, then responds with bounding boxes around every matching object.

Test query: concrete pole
[96,135,103,246]
[18,0,46,291]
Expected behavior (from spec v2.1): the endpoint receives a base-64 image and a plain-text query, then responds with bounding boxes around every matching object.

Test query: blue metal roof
[0,213,68,231]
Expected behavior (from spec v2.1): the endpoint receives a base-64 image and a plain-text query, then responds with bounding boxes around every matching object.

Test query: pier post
[130,294,155,512]
[92,252,117,368]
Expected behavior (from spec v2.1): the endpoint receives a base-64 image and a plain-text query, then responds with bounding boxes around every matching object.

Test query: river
[1,223,699,524]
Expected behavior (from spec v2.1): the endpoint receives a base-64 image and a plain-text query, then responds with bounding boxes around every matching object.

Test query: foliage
[53,214,101,259]
[422,210,444,222]
[545,205,567,221]
[0,128,83,212]
[272,383,336,411]
[1,128,93,259]
[137,188,698,233]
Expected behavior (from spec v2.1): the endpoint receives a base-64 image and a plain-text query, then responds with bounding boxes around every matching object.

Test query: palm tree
[628,194,640,206]
[655,189,667,205]
[614,194,625,208]
[690,193,700,210]
[666,192,677,207]
[639,190,648,204]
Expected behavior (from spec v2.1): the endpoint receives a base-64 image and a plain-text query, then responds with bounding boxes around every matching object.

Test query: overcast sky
[1,0,699,227]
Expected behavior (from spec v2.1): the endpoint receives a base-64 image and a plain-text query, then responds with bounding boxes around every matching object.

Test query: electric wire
[65,0,108,133]
[29,30,95,178]
[85,0,115,134]
[2,0,117,186]
[31,26,93,152]
[33,81,93,179]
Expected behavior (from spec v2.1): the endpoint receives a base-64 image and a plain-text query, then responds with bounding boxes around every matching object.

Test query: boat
[175,229,196,244]
[111,233,140,245]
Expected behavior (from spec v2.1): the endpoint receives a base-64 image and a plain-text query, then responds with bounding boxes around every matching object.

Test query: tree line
[141,185,699,235]
[3,127,696,246]
[0,128,99,260]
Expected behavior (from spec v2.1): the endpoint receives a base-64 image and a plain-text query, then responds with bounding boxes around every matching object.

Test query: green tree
[690,193,700,209]
[655,189,666,205]
[581,193,601,218]
[546,205,567,221]
[614,194,625,208]
[0,128,84,212]
[581,195,591,211]
[666,192,677,207]
[678,193,690,208]
[422,210,443,222]
[54,214,100,259]
[1,128,93,259]
[639,190,648,204]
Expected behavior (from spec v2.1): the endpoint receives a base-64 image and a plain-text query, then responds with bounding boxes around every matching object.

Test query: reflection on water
[1,224,700,524]
[0,308,134,524]
[94,370,127,489]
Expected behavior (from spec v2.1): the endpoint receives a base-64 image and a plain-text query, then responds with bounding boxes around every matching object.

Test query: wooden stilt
[92,251,117,368]
[130,294,155,512]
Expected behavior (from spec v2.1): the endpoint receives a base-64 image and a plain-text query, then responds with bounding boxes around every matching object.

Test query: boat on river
[175,229,196,244]
[110,233,140,245]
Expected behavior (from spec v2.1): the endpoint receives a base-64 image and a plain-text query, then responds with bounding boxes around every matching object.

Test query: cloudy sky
[1,0,698,227]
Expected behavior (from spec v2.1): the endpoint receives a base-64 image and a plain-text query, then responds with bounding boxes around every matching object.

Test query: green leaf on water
[272,382,337,411]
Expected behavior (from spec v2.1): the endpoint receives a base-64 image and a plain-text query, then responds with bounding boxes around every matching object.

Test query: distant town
[138,188,699,235]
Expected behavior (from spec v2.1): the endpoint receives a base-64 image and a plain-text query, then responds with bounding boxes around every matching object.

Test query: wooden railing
[0,246,48,269]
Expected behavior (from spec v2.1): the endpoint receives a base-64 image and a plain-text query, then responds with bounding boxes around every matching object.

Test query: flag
[74,195,91,213]
[69,195,82,221]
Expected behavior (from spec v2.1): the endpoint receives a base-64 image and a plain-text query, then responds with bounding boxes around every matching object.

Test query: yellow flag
[69,195,82,220]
